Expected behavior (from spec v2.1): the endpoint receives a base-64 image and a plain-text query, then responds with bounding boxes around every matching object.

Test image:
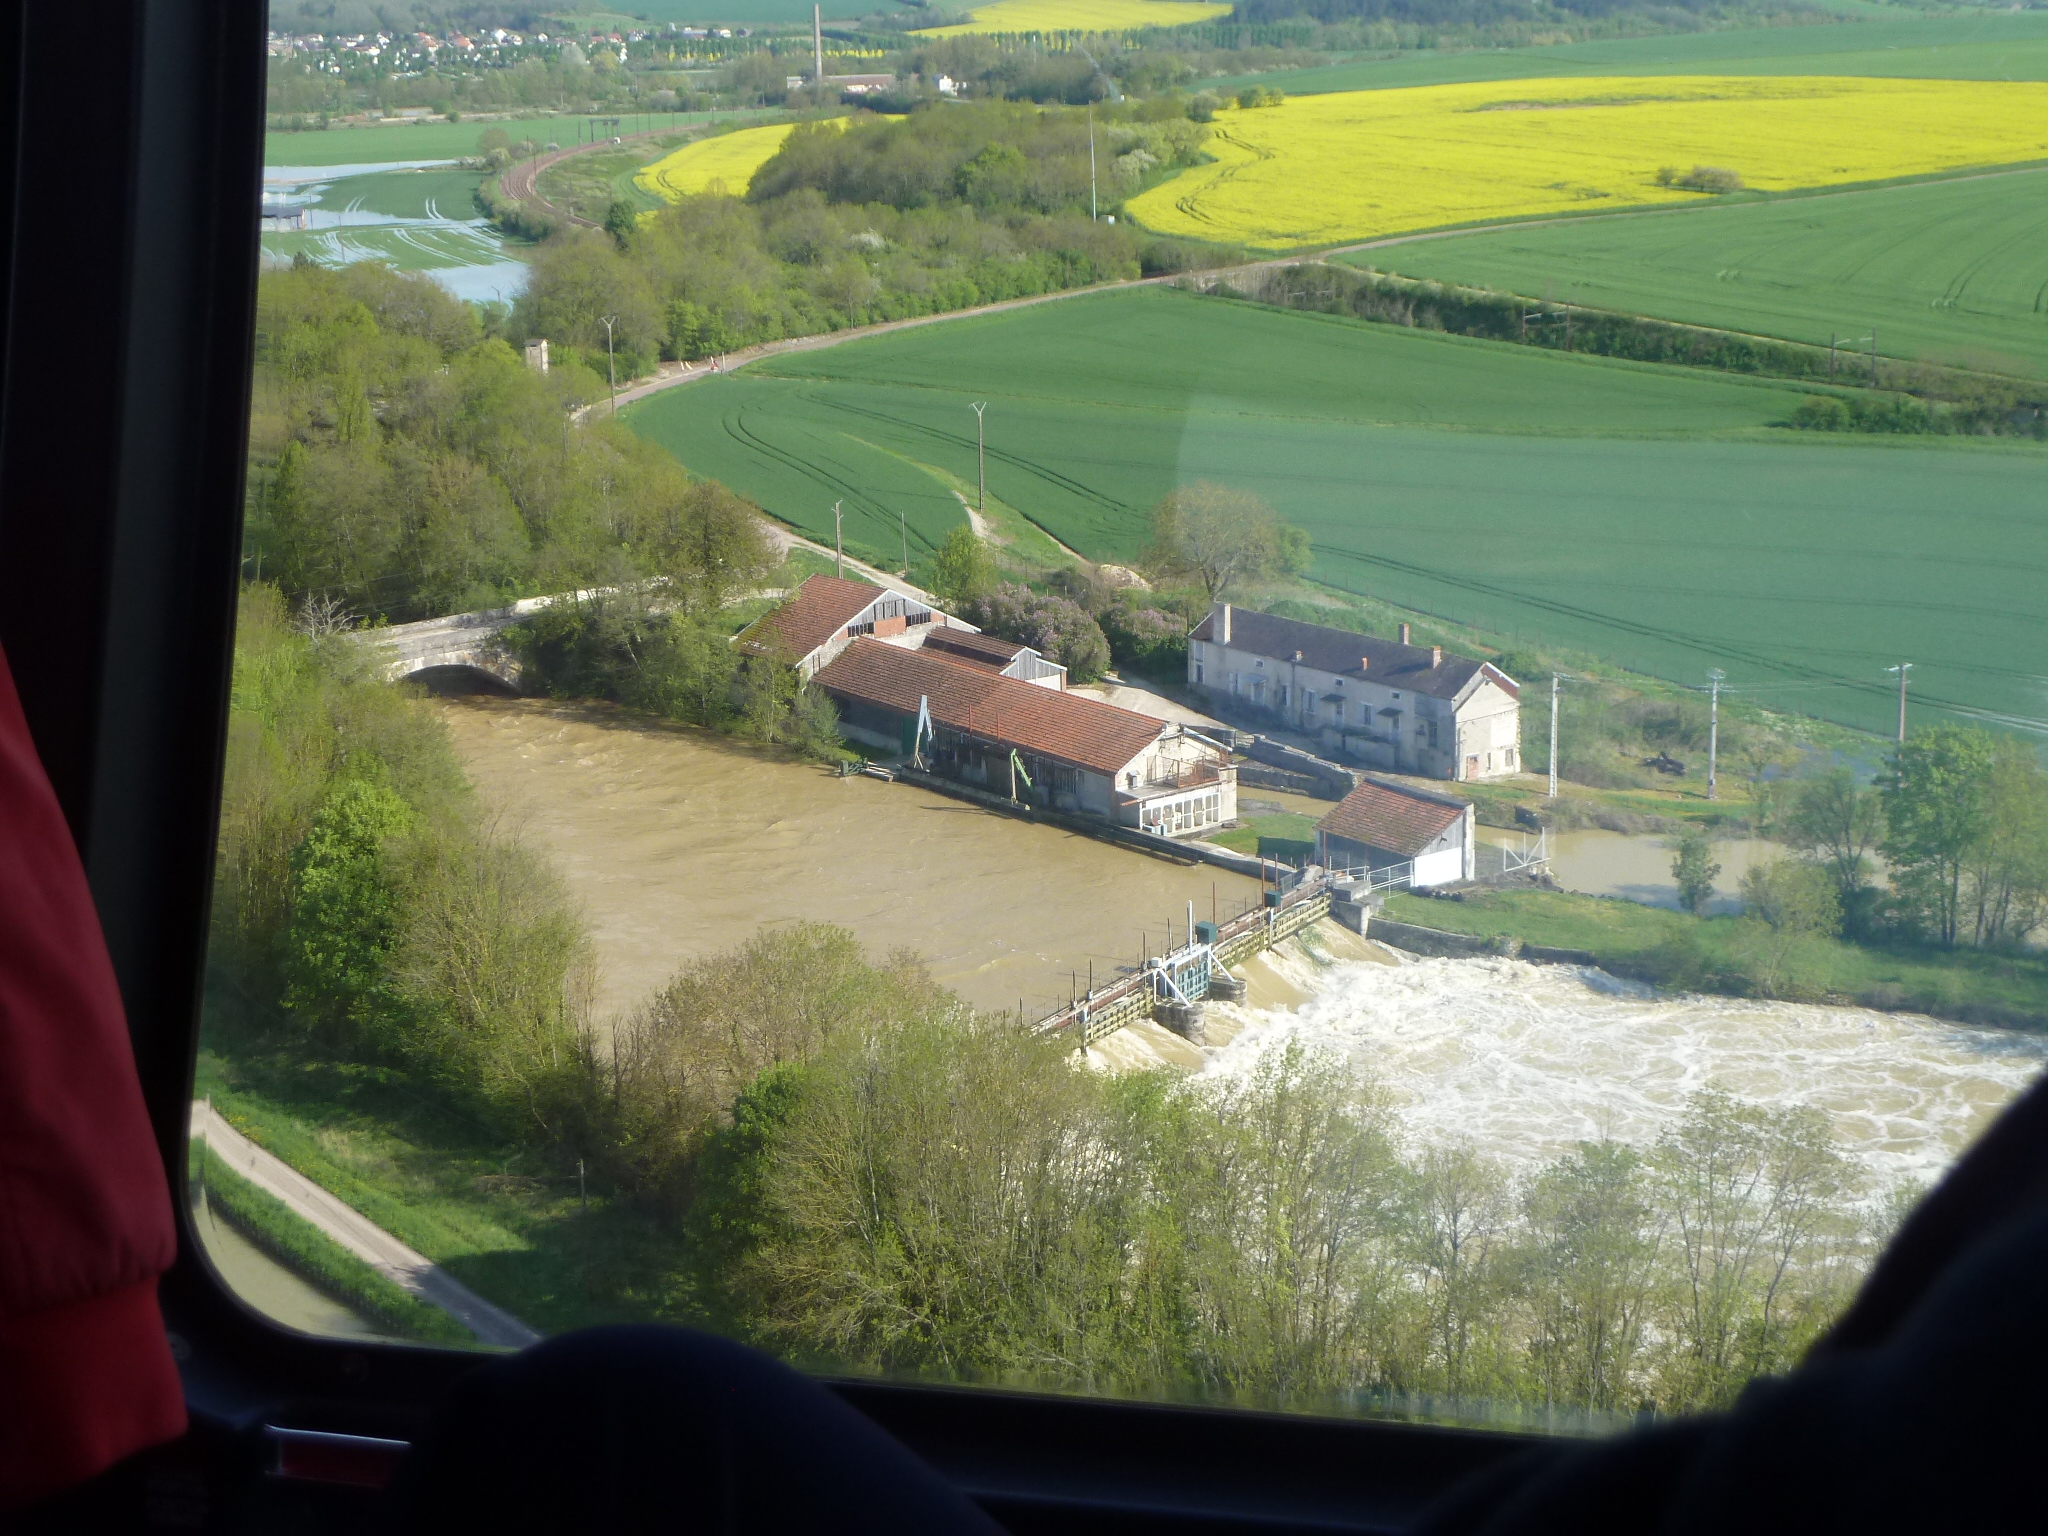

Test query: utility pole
[899,505,908,577]
[600,314,619,415]
[1705,667,1725,801]
[833,499,843,579]
[1888,662,1912,744]
[813,3,824,93]
[1548,672,1564,799]
[970,401,987,516]
[1088,103,1097,221]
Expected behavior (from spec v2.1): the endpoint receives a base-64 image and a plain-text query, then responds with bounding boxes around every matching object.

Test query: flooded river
[1204,946,2048,1188]
[437,698,2043,1188]
[435,698,1263,1021]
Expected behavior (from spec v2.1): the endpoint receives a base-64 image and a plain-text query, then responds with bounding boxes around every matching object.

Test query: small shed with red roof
[1314,777,1475,888]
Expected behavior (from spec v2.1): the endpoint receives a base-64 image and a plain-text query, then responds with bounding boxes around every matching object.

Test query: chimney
[1399,622,1411,645]
[1359,656,1369,672]
[1219,603,1232,644]
[1431,646,1443,667]
[1294,649,1303,663]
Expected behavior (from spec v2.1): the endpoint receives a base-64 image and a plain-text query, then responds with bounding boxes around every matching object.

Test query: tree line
[248,262,776,625]
[1213,265,2048,438]
[506,100,1233,383]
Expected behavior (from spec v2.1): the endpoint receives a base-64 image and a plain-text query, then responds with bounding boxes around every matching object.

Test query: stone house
[1186,603,1522,782]
[1315,778,1476,887]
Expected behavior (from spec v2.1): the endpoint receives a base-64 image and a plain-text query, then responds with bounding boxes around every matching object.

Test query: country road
[191,1100,541,1350]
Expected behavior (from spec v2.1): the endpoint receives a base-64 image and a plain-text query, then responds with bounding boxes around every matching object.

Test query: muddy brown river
[435,698,1264,1022]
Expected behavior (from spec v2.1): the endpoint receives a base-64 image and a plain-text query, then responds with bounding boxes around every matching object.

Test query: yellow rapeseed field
[1127,76,2048,249]
[917,0,1231,39]
[637,120,846,202]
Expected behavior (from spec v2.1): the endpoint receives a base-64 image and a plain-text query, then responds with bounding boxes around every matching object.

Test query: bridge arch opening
[403,664,522,698]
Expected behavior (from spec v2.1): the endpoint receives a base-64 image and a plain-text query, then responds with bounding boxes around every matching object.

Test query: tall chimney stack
[1219,603,1232,644]
[813,3,824,87]
[1399,622,1411,645]
[1431,645,1443,666]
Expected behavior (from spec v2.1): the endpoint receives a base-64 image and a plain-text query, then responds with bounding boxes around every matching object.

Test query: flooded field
[262,160,528,303]
[435,697,1263,1021]
[1205,947,2048,1188]
[1480,824,1782,913]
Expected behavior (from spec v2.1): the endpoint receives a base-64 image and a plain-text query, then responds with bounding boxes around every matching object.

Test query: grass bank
[1381,887,2048,1028]
[190,1142,471,1345]
[195,1045,707,1338]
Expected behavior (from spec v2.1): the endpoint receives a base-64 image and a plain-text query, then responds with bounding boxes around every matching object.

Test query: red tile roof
[1316,780,1465,858]
[815,639,1165,775]
[736,574,885,662]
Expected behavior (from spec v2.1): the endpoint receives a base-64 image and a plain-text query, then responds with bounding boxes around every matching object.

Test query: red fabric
[0,643,186,1508]
[0,1282,187,1507]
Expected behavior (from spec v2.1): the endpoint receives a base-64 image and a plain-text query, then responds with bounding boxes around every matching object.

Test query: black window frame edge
[0,7,1547,1529]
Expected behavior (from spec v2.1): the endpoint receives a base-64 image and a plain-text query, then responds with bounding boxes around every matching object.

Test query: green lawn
[1212,11,2048,99]
[1351,166,2048,379]
[1381,888,2048,1024]
[626,285,2048,739]
[195,1046,702,1336]
[1208,810,1322,856]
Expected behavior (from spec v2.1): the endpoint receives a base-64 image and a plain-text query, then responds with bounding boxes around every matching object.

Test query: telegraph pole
[1548,672,1563,800]
[899,506,908,577]
[1088,103,1097,221]
[1888,662,1912,744]
[970,401,988,516]
[1705,668,1725,801]
[833,499,843,579]
[600,314,619,415]
[812,2,824,92]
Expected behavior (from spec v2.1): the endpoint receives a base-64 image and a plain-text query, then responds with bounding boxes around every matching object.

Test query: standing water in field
[1204,947,2048,1188]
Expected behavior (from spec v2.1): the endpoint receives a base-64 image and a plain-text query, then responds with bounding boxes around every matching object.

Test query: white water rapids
[1203,944,2048,1190]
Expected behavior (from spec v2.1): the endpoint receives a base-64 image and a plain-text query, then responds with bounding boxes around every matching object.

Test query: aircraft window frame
[0,6,1550,1527]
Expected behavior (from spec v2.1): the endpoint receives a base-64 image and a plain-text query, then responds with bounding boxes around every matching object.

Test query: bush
[1098,599,1188,679]
[967,582,1111,682]
[1792,396,1850,431]
[1674,165,1743,193]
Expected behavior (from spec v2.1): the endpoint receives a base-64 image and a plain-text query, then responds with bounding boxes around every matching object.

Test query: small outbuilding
[1314,777,1475,888]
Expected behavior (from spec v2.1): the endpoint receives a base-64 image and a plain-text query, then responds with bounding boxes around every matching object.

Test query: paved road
[190,1100,541,1350]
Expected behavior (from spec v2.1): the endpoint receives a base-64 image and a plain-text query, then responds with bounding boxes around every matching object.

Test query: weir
[1034,878,1335,1050]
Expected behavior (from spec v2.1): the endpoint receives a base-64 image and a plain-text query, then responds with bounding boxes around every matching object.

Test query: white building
[1187,603,1522,783]
[1315,778,1475,887]
[735,574,1065,687]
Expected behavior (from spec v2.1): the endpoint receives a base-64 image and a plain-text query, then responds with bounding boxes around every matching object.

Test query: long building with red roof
[813,638,1237,838]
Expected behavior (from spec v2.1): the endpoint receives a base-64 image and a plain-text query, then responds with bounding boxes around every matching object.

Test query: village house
[733,574,1064,688]
[1186,603,1522,783]
[813,638,1237,838]
[1315,778,1476,887]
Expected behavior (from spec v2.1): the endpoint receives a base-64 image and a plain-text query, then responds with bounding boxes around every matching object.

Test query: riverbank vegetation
[507,101,1235,382]
[247,262,788,625]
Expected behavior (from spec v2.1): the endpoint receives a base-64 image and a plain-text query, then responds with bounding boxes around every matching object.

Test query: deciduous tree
[1141,482,1310,599]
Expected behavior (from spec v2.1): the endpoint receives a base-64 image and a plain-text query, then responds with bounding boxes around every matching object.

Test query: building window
[1277,685,1289,709]
[1194,662,1204,685]
[1428,720,1439,748]
[1505,747,1516,769]
[1230,672,1240,696]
